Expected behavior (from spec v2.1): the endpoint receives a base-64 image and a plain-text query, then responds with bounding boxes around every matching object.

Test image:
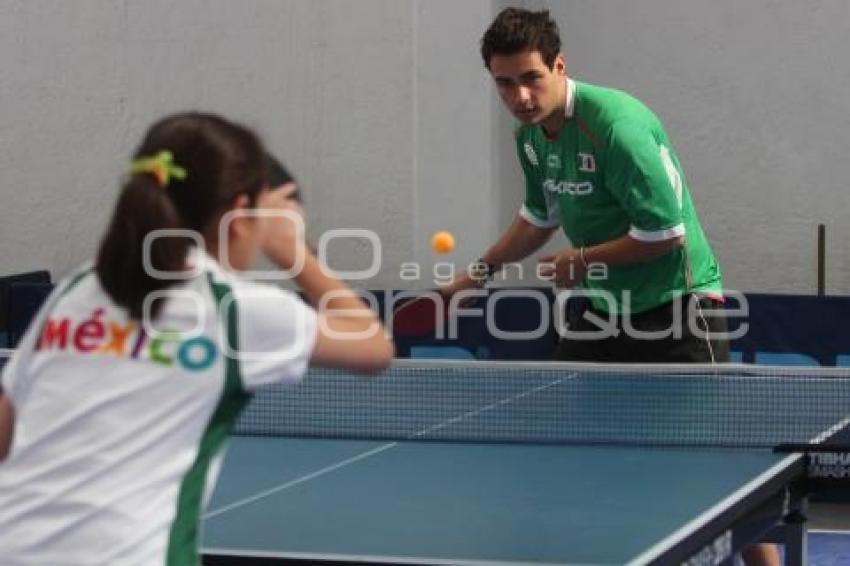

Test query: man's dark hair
[480,8,561,70]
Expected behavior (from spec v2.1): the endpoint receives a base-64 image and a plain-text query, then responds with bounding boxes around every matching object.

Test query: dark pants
[553,294,730,363]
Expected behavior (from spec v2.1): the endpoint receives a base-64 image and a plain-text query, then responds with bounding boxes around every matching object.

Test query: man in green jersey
[444,8,729,364]
[441,7,773,565]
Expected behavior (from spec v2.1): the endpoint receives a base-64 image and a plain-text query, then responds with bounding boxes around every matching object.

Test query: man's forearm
[482,215,556,268]
[583,234,683,266]
[442,215,555,294]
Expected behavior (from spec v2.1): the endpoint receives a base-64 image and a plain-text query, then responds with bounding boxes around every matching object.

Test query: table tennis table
[195,360,850,565]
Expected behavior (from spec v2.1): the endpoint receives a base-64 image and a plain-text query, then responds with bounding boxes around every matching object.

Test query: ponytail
[95,174,189,320]
[96,112,267,321]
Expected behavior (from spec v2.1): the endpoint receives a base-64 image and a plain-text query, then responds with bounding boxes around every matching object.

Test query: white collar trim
[565,78,576,119]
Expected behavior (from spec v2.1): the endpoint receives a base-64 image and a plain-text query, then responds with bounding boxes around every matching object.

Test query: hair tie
[130,150,188,188]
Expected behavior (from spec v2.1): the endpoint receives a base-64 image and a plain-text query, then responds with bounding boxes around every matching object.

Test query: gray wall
[1,1,847,295]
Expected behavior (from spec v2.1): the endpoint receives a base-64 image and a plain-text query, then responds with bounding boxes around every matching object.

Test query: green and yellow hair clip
[130,150,188,188]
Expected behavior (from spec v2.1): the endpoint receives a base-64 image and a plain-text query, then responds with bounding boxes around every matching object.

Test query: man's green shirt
[517,79,723,314]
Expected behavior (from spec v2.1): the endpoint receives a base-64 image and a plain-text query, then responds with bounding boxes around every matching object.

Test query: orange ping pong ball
[431,230,456,254]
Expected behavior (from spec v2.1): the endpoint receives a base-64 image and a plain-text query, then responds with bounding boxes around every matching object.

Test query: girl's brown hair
[96,112,266,319]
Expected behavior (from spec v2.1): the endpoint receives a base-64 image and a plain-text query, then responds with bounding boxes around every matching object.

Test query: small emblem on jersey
[577,153,596,173]
[524,143,539,166]
[543,179,594,196]
[547,154,562,169]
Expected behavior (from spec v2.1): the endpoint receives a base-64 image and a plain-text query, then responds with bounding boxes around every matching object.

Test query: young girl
[0,112,393,565]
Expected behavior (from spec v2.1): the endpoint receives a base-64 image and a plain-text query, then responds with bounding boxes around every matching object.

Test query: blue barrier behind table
[3,287,850,365]
[389,290,850,366]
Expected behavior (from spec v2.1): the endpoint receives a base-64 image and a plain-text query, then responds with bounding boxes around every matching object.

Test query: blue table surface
[202,436,796,565]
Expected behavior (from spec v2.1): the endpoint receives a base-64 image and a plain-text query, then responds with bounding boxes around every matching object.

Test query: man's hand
[538,248,587,288]
[437,273,481,307]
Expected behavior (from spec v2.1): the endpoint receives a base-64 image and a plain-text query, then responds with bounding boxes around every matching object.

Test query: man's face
[489,50,566,125]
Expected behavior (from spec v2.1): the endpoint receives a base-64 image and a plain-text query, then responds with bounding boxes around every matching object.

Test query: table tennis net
[234,361,850,449]
[2,350,848,449]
